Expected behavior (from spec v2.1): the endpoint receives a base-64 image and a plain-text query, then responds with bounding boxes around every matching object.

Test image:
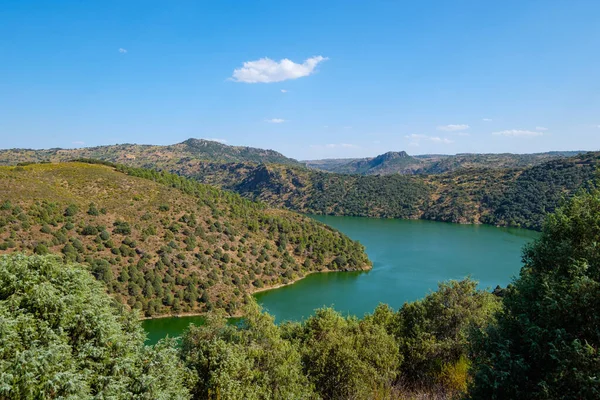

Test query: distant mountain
[304,151,587,175]
[304,151,423,175]
[0,138,301,167]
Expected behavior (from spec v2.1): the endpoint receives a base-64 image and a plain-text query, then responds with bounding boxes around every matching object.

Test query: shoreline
[141,265,370,321]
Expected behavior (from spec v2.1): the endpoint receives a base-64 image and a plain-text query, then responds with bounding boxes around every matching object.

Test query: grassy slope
[0,162,370,317]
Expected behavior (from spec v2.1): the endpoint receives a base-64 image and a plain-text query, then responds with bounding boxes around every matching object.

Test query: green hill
[0,162,370,318]
[186,152,600,230]
[1,141,596,230]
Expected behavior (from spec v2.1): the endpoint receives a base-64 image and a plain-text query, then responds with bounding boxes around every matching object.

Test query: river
[143,216,538,344]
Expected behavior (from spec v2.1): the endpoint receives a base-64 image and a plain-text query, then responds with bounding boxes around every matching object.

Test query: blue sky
[1,0,599,159]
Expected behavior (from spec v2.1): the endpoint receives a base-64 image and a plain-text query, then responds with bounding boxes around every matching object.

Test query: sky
[1,0,599,160]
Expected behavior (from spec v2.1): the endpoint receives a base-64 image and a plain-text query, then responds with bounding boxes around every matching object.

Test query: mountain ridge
[0,138,301,167]
[304,150,587,175]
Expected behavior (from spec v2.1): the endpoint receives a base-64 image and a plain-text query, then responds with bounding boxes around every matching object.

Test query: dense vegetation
[2,188,599,398]
[0,254,193,398]
[0,140,596,229]
[0,253,499,399]
[468,188,600,399]
[0,162,369,317]
[185,153,599,230]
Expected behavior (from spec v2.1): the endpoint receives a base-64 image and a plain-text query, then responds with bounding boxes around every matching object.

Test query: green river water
[143,216,539,344]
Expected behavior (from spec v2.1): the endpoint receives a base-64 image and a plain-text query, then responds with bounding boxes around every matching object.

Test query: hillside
[0,162,370,317]
[185,152,600,230]
[1,142,596,230]
[305,151,585,175]
[0,138,301,167]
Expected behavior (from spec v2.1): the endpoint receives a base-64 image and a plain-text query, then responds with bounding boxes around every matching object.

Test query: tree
[469,189,600,399]
[282,307,400,400]
[181,303,316,399]
[0,254,193,399]
[385,279,500,390]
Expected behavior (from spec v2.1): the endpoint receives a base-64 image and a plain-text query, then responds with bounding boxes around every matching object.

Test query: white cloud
[205,138,227,143]
[265,118,285,124]
[405,134,453,144]
[280,89,288,93]
[231,56,328,83]
[482,118,493,122]
[492,129,543,137]
[437,124,469,132]
[118,48,127,54]
[72,141,85,145]
[536,126,548,131]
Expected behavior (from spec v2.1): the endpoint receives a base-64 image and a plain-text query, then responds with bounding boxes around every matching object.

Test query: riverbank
[141,265,371,320]
[251,267,366,294]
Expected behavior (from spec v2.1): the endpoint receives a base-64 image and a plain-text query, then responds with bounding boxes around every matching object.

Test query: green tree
[181,303,316,399]
[385,279,500,390]
[282,307,400,400]
[64,203,78,217]
[469,189,600,399]
[0,254,193,399]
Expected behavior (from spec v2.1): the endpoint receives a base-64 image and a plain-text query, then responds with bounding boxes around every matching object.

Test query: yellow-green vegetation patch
[0,162,370,318]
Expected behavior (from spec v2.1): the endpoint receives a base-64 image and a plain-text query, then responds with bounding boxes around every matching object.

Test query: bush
[0,254,193,398]
[81,225,98,235]
[113,220,131,235]
[87,203,100,216]
[64,204,78,217]
[181,304,315,400]
[33,243,49,255]
[469,189,600,399]
[282,307,400,399]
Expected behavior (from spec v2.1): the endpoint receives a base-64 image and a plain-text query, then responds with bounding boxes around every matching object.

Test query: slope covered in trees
[0,162,369,318]
[185,152,599,230]
[1,141,596,229]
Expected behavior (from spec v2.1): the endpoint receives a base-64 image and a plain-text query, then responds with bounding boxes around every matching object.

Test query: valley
[144,215,538,344]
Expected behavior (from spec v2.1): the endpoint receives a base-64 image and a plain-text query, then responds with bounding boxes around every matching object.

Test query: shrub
[469,190,600,399]
[0,254,193,398]
[113,220,131,235]
[64,204,78,217]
